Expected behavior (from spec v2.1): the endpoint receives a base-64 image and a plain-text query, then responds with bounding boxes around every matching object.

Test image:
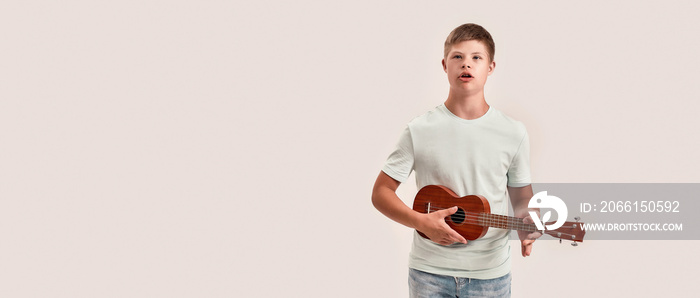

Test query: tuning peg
[571,242,578,247]
[574,216,580,222]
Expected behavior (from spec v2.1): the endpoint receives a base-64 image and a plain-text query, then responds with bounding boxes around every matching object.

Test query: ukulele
[412,185,585,245]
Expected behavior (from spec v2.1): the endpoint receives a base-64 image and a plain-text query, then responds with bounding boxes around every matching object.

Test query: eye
[453,55,463,59]
[472,56,482,60]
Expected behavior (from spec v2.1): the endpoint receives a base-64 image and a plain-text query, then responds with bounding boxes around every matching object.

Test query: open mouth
[460,72,473,78]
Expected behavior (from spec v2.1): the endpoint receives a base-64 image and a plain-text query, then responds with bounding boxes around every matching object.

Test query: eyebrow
[451,51,485,55]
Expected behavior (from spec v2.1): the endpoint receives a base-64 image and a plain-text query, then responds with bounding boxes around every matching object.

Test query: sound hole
[450,207,466,224]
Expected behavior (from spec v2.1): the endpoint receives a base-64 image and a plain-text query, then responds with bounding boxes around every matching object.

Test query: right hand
[415,206,468,246]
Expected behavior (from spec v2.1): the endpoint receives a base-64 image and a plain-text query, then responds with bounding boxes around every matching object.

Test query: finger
[440,237,465,246]
[437,206,458,217]
[439,220,467,244]
[527,231,543,240]
[450,231,468,244]
[521,240,534,257]
[434,237,449,246]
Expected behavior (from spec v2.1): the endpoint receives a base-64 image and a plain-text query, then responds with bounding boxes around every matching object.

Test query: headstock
[544,216,586,246]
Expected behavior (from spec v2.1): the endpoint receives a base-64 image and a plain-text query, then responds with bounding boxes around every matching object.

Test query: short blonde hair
[444,23,495,62]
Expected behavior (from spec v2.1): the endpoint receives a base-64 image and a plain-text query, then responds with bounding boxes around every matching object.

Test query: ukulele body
[412,185,491,241]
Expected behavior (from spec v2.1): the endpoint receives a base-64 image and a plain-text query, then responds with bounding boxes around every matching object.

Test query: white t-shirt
[382,103,531,279]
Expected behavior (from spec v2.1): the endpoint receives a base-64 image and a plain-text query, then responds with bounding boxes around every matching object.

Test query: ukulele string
[425,206,536,231]
[426,206,579,232]
[424,206,581,238]
[426,207,580,239]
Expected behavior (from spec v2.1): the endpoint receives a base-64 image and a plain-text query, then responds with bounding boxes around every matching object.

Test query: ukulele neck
[478,213,566,239]
[478,213,538,232]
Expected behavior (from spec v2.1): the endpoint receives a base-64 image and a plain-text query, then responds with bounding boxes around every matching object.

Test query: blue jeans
[408,268,511,298]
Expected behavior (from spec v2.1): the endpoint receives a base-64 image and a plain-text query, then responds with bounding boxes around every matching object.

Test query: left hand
[518,215,542,257]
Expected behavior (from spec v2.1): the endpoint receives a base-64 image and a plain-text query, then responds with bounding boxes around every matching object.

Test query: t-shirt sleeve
[382,126,414,183]
[506,129,531,187]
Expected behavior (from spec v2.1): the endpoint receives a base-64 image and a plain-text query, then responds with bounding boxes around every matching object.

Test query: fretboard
[476,213,539,232]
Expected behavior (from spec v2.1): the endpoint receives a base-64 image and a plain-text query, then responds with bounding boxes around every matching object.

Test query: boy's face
[442,40,495,94]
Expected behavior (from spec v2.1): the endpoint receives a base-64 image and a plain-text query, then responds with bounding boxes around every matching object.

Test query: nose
[461,65,471,69]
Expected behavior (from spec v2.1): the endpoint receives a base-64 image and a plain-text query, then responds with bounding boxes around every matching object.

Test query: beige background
[1,1,699,297]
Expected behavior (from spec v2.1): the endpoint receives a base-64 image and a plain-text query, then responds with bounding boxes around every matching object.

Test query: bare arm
[508,184,535,219]
[508,184,541,257]
[371,171,467,245]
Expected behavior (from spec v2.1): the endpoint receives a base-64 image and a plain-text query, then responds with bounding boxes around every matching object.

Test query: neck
[444,90,489,120]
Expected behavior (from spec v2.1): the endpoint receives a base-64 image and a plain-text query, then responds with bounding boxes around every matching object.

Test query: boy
[371,23,540,297]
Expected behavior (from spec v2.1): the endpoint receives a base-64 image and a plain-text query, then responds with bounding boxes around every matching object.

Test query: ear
[488,60,496,76]
[442,59,447,73]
